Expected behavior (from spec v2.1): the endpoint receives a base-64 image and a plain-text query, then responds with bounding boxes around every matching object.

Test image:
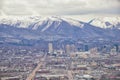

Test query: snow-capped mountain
[0,16,41,28]
[0,16,120,45]
[89,17,120,29]
[0,16,84,29]
[1,16,120,29]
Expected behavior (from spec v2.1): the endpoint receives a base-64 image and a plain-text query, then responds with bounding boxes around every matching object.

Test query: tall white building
[48,43,53,53]
[65,44,76,54]
[65,44,71,54]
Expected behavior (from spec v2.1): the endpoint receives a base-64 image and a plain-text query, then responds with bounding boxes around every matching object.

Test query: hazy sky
[0,0,120,21]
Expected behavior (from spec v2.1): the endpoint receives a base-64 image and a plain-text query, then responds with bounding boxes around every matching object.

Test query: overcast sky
[0,0,120,21]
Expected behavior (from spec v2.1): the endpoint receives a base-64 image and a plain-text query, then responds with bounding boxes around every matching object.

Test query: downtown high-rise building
[48,43,53,53]
[65,44,76,54]
[65,44,71,54]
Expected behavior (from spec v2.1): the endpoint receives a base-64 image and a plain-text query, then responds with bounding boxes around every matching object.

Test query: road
[67,70,73,80]
[67,57,73,80]
[26,62,42,80]
[26,53,47,80]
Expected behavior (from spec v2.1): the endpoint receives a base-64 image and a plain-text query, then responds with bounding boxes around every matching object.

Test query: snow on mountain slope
[0,16,120,30]
[0,16,120,42]
[32,16,62,31]
[89,17,120,29]
[0,16,85,30]
[0,16,41,28]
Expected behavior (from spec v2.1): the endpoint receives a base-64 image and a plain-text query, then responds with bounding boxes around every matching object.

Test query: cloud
[0,0,3,15]
[0,0,120,16]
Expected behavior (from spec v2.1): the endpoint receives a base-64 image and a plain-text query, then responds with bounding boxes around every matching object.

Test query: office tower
[84,45,89,51]
[119,46,120,53]
[71,44,76,52]
[65,44,71,54]
[114,44,119,52]
[48,43,53,53]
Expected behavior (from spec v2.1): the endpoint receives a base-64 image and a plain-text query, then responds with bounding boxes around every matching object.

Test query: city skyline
[0,0,120,80]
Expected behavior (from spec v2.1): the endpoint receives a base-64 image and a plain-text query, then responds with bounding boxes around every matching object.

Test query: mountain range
[0,16,120,45]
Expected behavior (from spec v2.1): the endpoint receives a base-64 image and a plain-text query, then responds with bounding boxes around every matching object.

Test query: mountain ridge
[0,16,120,45]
